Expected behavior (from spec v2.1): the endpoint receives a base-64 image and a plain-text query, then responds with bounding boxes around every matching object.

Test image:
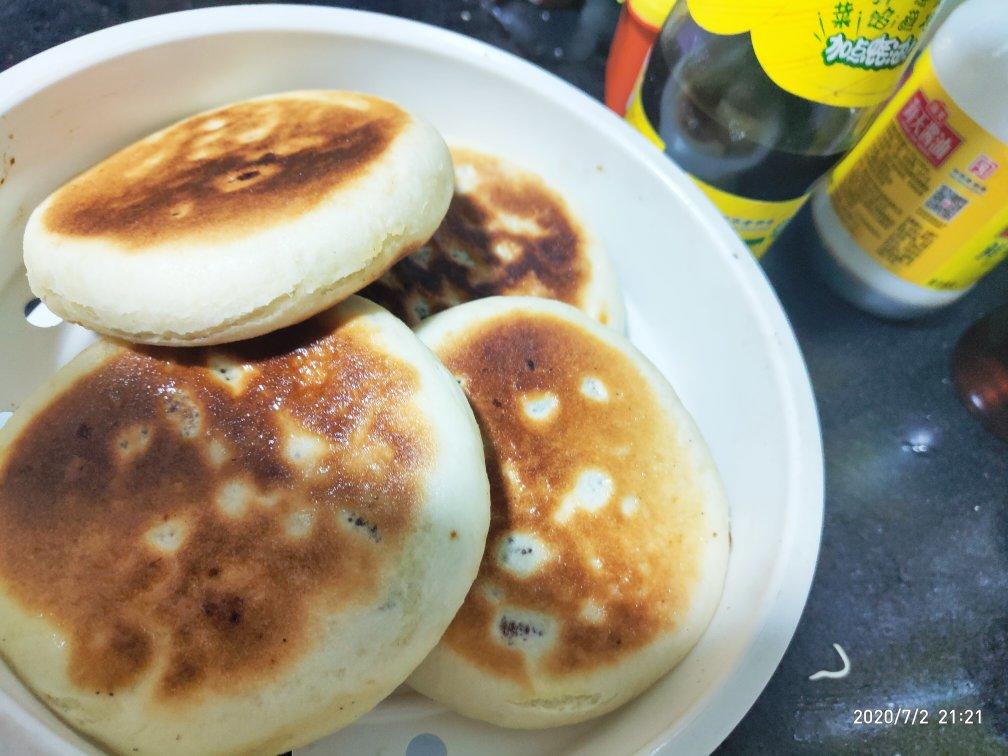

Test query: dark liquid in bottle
[638,6,876,202]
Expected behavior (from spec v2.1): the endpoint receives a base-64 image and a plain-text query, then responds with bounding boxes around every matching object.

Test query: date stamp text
[853,708,983,726]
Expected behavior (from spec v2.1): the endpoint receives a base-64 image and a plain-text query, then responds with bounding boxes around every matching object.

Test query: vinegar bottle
[624,0,941,257]
[812,0,1008,318]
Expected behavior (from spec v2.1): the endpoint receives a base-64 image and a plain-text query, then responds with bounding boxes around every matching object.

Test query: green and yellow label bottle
[626,0,941,257]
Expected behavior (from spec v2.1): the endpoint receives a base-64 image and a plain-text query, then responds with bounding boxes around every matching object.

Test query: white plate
[0,7,823,754]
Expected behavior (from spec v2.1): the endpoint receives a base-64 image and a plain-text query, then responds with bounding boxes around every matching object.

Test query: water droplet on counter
[460,9,471,21]
[553,46,564,59]
[900,429,934,455]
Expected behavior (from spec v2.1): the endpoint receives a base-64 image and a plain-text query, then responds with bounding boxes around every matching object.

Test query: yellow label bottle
[812,0,1008,317]
[626,0,940,257]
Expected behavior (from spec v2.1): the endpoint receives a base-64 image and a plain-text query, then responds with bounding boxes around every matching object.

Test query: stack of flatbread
[0,90,729,753]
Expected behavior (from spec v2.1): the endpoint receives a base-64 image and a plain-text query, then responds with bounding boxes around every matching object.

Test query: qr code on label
[924,184,969,222]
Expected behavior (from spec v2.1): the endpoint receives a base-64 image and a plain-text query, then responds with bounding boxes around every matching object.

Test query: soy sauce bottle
[625,0,942,257]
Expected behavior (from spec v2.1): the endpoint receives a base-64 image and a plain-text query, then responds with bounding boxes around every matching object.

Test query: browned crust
[42,94,408,248]
[362,149,592,325]
[0,313,432,700]
[435,313,706,686]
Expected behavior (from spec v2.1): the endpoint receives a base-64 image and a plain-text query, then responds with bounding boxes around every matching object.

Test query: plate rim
[0,7,825,754]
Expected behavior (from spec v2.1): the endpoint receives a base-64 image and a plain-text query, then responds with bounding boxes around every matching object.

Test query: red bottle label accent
[897,90,964,167]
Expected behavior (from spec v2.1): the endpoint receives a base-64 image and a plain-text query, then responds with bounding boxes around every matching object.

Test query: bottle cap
[626,0,676,30]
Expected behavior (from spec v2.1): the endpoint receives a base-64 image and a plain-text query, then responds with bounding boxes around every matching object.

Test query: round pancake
[361,147,624,330]
[0,297,489,754]
[408,297,728,728]
[23,91,453,346]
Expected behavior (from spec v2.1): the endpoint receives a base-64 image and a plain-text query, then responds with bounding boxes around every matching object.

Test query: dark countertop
[2,1,1006,753]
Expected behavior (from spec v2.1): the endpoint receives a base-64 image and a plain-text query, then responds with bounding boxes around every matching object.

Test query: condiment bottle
[625,0,941,257]
[812,0,1008,318]
[604,0,676,115]
[953,304,1008,442]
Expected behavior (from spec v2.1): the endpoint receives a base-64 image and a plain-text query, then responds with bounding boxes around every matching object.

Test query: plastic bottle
[604,0,676,115]
[812,0,1008,318]
[624,0,941,257]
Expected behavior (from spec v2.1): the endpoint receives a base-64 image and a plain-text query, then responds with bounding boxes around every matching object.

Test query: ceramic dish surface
[0,7,823,754]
